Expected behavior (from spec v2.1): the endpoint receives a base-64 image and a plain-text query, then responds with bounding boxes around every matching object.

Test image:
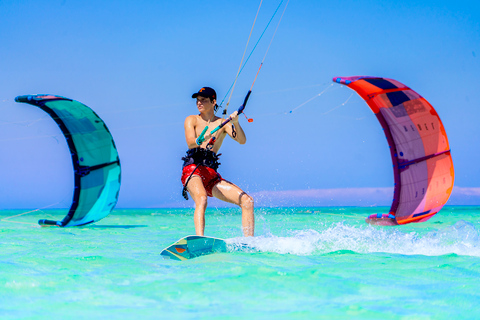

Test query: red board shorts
[181,164,223,197]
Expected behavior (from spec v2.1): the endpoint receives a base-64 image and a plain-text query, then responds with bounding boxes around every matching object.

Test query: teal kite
[15,95,121,227]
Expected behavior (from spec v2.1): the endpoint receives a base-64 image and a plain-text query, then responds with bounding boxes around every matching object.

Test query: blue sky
[1,0,479,209]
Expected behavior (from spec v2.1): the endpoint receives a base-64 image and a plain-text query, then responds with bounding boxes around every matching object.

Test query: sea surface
[1,206,479,319]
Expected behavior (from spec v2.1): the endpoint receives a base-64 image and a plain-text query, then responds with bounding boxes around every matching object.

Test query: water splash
[227,220,480,257]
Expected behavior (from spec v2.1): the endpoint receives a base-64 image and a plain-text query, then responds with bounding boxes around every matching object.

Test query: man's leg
[212,180,254,237]
[187,176,208,236]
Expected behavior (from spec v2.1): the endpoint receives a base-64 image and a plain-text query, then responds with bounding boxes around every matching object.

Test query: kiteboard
[160,235,227,261]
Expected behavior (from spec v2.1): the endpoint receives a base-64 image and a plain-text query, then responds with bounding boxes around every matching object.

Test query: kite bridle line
[1,201,64,226]
[183,0,289,198]
[217,0,286,109]
[204,0,289,150]
[194,0,264,147]
[222,0,263,117]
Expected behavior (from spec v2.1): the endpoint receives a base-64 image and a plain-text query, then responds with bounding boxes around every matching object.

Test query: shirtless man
[181,87,254,237]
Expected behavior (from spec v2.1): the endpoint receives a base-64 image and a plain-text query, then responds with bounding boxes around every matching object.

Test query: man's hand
[229,111,239,124]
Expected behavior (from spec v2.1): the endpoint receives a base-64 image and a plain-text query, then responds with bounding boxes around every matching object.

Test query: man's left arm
[225,111,246,144]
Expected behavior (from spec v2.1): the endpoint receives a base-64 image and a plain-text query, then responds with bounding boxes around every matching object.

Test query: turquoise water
[1,206,480,319]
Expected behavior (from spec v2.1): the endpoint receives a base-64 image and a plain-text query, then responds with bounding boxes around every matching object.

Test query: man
[181,87,254,237]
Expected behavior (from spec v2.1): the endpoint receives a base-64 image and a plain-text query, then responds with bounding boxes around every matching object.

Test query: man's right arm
[184,115,199,149]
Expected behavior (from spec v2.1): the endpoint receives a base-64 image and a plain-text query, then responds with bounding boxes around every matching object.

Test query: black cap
[192,87,216,100]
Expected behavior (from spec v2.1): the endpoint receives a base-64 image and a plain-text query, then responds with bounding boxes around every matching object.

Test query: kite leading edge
[15,95,121,227]
[333,76,454,226]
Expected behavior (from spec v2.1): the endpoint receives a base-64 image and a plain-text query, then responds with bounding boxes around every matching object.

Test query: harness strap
[182,163,201,200]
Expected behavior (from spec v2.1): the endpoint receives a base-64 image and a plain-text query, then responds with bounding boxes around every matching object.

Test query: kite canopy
[15,95,121,227]
[333,76,454,225]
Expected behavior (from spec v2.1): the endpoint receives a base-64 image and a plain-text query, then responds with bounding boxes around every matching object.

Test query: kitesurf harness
[182,147,221,170]
[181,148,222,200]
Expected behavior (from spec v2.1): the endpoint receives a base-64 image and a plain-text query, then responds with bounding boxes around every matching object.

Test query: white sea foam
[227,220,480,257]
